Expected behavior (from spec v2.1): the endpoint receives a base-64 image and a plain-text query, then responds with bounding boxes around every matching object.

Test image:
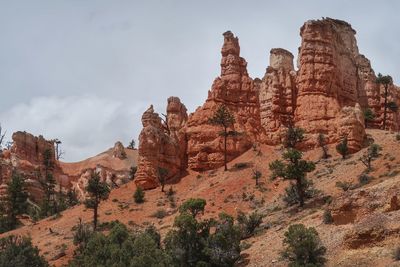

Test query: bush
[134,187,145,203]
[237,211,263,239]
[233,162,249,169]
[179,198,206,217]
[335,181,352,191]
[283,181,317,206]
[151,209,167,219]
[323,210,333,224]
[281,224,326,267]
[336,137,349,159]
[358,173,372,186]
[396,134,400,141]
[0,235,49,267]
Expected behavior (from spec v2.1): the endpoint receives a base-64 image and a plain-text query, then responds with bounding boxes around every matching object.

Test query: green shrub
[0,235,49,267]
[283,181,317,206]
[281,224,326,267]
[233,162,249,169]
[237,211,263,239]
[152,209,168,219]
[323,210,333,224]
[336,137,349,159]
[179,198,206,217]
[335,181,352,191]
[358,173,372,185]
[396,134,400,141]
[134,187,145,204]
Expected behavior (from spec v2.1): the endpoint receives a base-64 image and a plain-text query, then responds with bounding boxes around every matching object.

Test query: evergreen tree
[336,137,349,159]
[208,105,236,171]
[284,125,304,148]
[376,73,393,130]
[281,224,326,267]
[0,172,28,232]
[0,235,49,267]
[133,187,145,203]
[360,143,381,171]
[363,108,375,127]
[84,172,110,231]
[270,148,315,207]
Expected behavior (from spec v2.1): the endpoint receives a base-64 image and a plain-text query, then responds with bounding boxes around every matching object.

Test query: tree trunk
[93,202,98,231]
[161,183,165,193]
[224,128,227,171]
[383,85,388,130]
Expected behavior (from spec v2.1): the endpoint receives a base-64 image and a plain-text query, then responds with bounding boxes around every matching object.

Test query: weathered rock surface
[135,98,188,189]
[186,31,263,171]
[259,48,297,144]
[112,141,127,159]
[0,131,58,201]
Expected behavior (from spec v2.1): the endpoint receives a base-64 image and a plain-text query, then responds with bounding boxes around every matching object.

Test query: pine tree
[376,73,393,130]
[336,137,349,159]
[157,167,168,192]
[84,172,110,231]
[208,105,236,171]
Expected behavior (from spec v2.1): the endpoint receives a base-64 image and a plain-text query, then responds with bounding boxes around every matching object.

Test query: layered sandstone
[186,31,263,171]
[259,48,297,144]
[135,98,188,189]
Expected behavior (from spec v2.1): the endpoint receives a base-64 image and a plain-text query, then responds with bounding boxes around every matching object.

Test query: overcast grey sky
[1,0,399,162]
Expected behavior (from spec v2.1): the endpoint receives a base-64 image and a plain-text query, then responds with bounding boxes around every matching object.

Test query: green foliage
[363,108,375,124]
[358,173,372,186]
[283,181,317,206]
[0,172,28,233]
[396,134,400,141]
[134,186,145,203]
[67,188,79,206]
[179,198,206,217]
[73,219,93,251]
[208,105,236,171]
[204,213,241,266]
[317,133,329,159]
[269,147,316,207]
[127,139,136,149]
[233,162,249,169]
[69,221,171,267]
[388,101,399,112]
[322,210,333,224]
[39,173,57,217]
[376,73,392,85]
[359,143,381,171]
[236,211,263,239]
[0,235,49,267]
[281,224,326,267]
[335,181,352,192]
[336,137,349,159]
[165,201,242,266]
[284,126,304,148]
[84,172,110,230]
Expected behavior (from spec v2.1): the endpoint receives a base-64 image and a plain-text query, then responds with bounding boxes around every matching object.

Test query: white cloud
[0,95,145,162]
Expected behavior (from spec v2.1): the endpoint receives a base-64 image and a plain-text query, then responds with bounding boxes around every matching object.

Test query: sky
[1,0,400,162]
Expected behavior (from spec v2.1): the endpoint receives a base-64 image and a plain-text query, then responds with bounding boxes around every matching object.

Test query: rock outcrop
[135,98,188,189]
[112,141,127,159]
[135,18,400,189]
[0,132,58,201]
[259,48,297,144]
[186,31,263,171]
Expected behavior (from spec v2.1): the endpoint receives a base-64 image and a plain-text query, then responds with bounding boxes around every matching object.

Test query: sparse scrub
[281,224,326,267]
[134,187,145,204]
[237,211,263,239]
[359,143,381,171]
[323,210,333,224]
[335,181,352,191]
[233,162,249,169]
[336,136,349,159]
[151,209,168,219]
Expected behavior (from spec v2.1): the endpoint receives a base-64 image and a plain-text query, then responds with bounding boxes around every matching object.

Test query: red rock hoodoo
[135,97,188,189]
[135,18,400,188]
[185,31,263,171]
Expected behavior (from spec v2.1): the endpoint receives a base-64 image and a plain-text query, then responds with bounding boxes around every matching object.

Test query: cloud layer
[1,1,400,161]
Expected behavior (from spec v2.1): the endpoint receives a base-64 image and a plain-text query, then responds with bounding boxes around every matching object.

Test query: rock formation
[134,18,400,189]
[112,141,127,159]
[135,97,188,189]
[259,48,297,144]
[186,31,263,171]
[0,131,58,201]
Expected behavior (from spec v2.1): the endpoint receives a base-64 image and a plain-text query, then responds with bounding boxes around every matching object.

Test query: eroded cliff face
[0,132,58,201]
[135,97,188,189]
[135,18,400,188]
[259,48,297,145]
[185,31,263,171]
